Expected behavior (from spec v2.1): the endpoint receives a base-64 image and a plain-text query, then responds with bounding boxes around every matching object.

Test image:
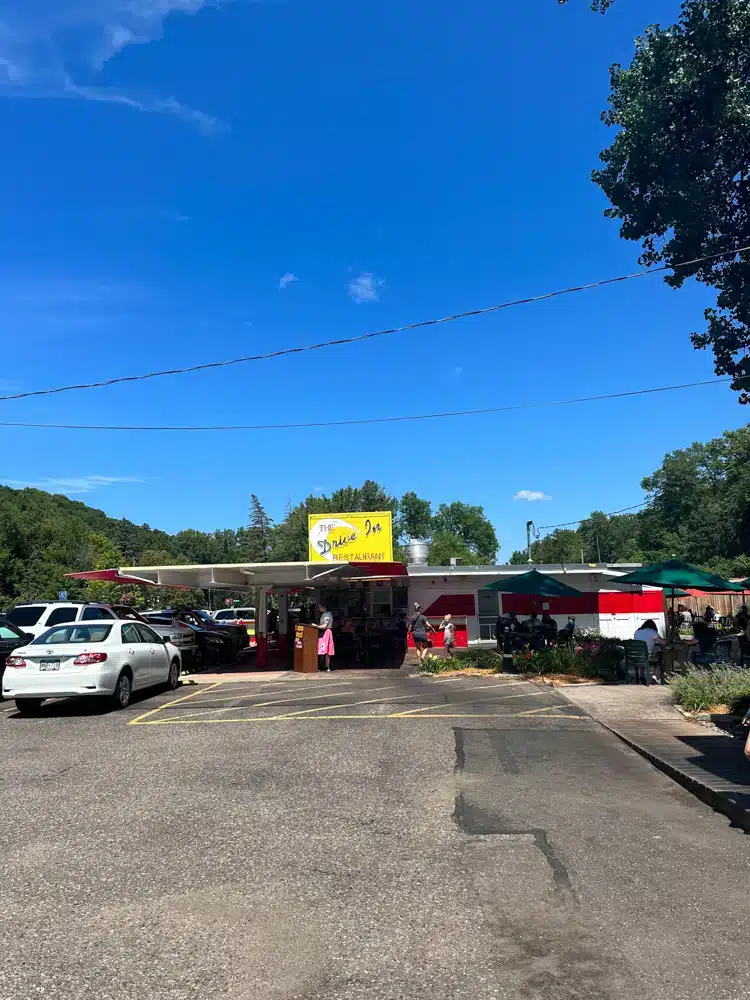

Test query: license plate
[40,660,60,671]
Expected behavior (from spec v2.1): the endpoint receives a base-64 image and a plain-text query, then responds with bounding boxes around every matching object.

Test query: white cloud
[2,475,145,496]
[278,272,298,290]
[0,1,225,130]
[513,490,552,502]
[348,272,384,304]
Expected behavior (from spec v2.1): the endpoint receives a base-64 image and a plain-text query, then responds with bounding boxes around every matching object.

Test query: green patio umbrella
[616,559,743,643]
[485,569,583,598]
[614,559,744,593]
[664,588,690,598]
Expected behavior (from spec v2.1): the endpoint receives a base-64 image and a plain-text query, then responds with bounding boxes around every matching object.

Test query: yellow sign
[308,511,394,563]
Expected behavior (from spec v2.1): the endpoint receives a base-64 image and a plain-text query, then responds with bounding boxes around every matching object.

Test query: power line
[2,244,749,404]
[0,377,730,432]
[538,502,650,532]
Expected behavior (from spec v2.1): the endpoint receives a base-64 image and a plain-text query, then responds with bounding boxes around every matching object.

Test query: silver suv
[5,602,202,671]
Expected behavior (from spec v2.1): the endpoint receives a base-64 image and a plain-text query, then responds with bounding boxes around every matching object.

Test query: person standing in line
[439,614,456,659]
[408,603,435,665]
[315,602,335,672]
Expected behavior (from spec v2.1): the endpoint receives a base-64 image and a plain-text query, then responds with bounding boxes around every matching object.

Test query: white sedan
[2,620,181,715]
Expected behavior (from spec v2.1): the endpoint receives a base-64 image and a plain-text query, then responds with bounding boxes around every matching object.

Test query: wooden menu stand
[294,624,319,672]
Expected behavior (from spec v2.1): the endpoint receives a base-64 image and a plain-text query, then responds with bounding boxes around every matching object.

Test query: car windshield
[32,625,112,645]
[6,606,45,626]
[193,611,216,625]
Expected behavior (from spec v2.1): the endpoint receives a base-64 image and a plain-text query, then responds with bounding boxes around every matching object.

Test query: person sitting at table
[558,616,576,644]
[540,613,556,629]
[524,612,540,630]
[633,619,666,685]
[704,604,718,623]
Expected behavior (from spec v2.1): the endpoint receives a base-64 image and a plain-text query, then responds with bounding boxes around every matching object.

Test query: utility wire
[537,502,650,531]
[1,244,749,404]
[0,377,730,432]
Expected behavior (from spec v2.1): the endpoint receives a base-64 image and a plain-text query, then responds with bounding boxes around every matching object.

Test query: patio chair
[621,639,651,685]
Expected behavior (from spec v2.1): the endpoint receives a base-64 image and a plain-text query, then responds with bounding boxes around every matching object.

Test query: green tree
[592,0,750,399]
[243,494,273,562]
[428,531,478,567]
[431,502,498,562]
[397,491,433,541]
[558,0,615,9]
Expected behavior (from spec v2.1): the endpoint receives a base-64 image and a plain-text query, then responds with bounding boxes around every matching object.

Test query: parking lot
[2,670,748,1000]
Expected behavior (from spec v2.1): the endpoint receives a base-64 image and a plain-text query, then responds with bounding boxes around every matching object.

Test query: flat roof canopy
[68,561,640,593]
[67,561,408,592]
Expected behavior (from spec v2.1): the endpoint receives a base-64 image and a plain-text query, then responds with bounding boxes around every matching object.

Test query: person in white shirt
[633,619,666,684]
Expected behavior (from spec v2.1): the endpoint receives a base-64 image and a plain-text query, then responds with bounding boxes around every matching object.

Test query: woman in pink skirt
[316,602,336,672]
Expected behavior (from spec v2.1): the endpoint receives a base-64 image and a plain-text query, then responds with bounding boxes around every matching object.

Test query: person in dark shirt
[408,603,435,665]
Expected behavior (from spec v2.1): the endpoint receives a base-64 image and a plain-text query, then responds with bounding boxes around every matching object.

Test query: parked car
[4,602,204,672]
[161,609,250,653]
[106,606,202,672]
[142,611,235,666]
[212,607,257,646]
[2,620,181,714]
[0,617,34,688]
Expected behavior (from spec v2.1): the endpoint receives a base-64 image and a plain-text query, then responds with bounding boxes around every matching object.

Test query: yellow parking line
[189,681,355,704]
[164,683,405,720]
[133,711,589,725]
[128,681,224,725]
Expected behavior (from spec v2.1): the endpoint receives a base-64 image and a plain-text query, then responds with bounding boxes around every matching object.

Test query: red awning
[65,569,192,589]
[423,594,476,616]
[349,562,408,577]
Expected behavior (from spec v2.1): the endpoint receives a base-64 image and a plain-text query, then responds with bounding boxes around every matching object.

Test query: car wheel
[15,698,43,716]
[167,659,180,690]
[111,670,132,710]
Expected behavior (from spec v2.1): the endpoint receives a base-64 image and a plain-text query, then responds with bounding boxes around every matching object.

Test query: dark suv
[162,609,250,653]
[142,611,235,666]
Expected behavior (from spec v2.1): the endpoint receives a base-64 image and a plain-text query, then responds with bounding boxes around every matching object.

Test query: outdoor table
[662,641,695,676]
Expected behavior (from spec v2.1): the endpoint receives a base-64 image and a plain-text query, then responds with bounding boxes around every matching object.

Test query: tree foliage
[592,0,750,399]
[511,425,750,577]
[558,0,616,10]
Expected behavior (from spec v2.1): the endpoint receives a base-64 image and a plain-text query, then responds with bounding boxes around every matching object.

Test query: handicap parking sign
[58,590,68,601]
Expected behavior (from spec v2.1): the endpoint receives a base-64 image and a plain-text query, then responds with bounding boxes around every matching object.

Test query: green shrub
[419,653,452,674]
[670,667,750,713]
[450,648,503,671]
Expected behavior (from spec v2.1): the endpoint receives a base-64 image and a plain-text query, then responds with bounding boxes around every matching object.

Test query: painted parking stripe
[128,681,224,725]
[131,710,590,725]
[166,684,405,721]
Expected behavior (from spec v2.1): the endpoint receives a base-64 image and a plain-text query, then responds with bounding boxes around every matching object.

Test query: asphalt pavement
[1,670,748,1000]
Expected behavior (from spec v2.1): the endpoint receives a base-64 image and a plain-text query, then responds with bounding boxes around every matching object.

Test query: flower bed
[510,637,622,681]
[417,637,622,681]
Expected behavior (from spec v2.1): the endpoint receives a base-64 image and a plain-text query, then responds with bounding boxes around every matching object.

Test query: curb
[598,720,750,834]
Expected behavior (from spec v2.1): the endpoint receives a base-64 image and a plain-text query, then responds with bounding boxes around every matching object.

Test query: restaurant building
[70,559,665,664]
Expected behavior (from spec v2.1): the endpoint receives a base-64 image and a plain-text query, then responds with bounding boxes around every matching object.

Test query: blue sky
[0,0,744,558]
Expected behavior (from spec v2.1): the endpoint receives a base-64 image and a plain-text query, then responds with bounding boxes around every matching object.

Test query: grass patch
[670,667,750,714]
